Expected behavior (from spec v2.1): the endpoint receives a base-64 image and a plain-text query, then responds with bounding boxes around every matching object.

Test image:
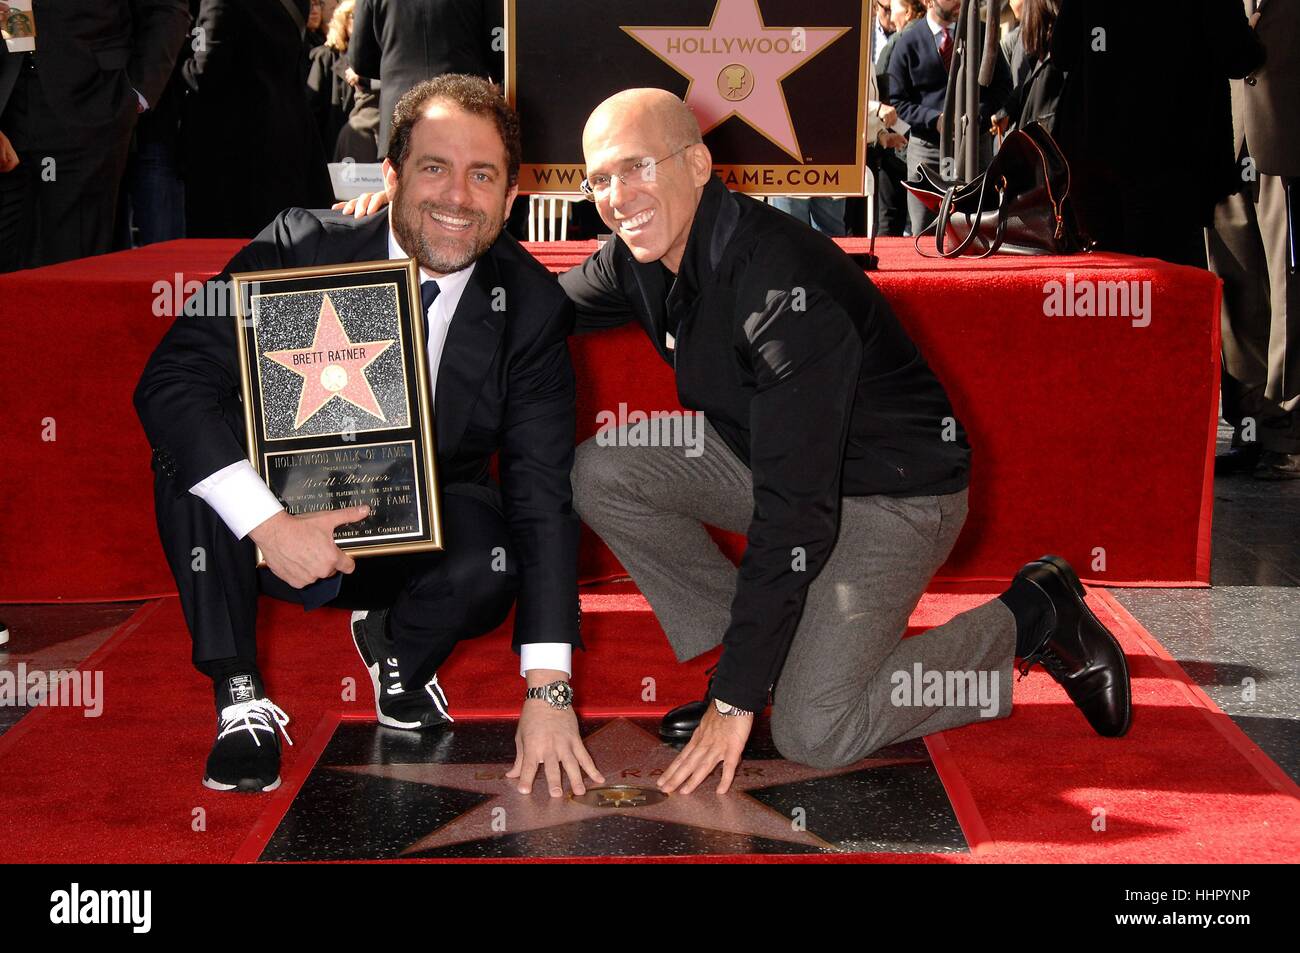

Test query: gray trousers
[1207,174,1300,452]
[905,138,943,237]
[572,420,1016,768]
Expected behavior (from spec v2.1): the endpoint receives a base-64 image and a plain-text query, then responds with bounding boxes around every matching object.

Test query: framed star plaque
[504,0,872,196]
[231,259,442,563]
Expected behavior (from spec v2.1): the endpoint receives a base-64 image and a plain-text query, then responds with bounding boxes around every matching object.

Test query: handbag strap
[914,124,1061,259]
[923,166,1008,259]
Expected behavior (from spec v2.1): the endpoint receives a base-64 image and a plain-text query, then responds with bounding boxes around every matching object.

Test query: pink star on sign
[264,294,396,429]
[623,0,848,161]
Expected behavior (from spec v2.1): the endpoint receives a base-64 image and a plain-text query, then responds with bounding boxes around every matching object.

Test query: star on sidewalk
[623,0,849,160]
[263,294,395,429]
[331,718,927,855]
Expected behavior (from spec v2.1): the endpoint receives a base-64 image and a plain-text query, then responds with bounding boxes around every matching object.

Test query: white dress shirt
[873,19,891,67]
[927,11,954,52]
[187,226,570,678]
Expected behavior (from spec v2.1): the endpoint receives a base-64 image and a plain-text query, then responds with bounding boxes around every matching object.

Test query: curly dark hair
[386,74,522,186]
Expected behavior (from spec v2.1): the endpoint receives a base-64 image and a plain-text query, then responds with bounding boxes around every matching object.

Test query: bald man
[559,89,1130,794]
[335,89,1132,794]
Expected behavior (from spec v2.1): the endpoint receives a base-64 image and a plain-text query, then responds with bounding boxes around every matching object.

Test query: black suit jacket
[134,207,582,649]
[0,0,189,129]
[348,0,500,155]
[180,0,333,237]
[561,178,970,712]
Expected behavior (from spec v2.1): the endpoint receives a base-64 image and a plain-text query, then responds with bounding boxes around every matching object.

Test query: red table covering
[0,237,1221,601]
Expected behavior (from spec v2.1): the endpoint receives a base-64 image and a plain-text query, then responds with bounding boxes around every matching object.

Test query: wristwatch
[526,680,574,710]
[713,698,753,718]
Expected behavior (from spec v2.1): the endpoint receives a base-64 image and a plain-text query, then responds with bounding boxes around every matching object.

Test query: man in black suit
[349,0,499,156]
[888,0,1009,235]
[0,0,189,271]
[135,75,600,798]
[182,0,334,237]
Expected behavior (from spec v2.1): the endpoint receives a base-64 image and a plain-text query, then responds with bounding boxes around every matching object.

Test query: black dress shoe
[1015,555,1132,737]
[659,666,716,741]
[1214,445,1261,475]
[660,698,708,741]
[1253,450,1300,481]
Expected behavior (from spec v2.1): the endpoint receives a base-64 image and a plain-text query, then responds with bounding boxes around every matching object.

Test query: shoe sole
[202,775,281,793]
[1033,555,1133,737]
[350,611,446,730]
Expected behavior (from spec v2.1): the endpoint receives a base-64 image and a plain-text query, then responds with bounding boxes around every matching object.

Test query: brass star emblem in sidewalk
[332,718,928,855]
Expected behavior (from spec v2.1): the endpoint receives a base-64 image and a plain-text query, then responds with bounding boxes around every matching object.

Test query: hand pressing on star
[658,701,753,795]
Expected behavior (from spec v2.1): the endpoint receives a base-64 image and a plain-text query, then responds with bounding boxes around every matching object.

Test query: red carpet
[0,582,1294,863]
[0,237,1220,601]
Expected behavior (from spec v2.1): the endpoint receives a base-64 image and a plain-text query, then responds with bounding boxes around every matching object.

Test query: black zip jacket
[561,177,970,712]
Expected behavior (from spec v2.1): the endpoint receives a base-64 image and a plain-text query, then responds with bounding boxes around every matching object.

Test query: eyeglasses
[580,145,692,201]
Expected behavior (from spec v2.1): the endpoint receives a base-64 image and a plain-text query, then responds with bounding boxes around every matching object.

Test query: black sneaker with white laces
[351,609,453,729]
[203,673,292,792]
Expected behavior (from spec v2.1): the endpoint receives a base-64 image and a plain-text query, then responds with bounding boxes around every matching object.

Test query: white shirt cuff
[135,88,149,112]
[189,460,284,540]
[520,643,572,678]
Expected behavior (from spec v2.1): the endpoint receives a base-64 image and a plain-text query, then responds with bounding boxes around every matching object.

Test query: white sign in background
[328,162,385,201]
[1,0,36,53]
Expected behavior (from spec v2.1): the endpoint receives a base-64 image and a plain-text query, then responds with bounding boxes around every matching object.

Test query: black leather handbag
[904,121,1091,258]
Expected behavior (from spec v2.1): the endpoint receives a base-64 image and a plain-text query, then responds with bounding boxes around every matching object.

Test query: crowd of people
[0,0,1294,474]
[0,0,501,260]
[861,0,1295,478]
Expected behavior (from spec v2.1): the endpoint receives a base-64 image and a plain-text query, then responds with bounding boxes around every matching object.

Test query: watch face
[547,682,573,706]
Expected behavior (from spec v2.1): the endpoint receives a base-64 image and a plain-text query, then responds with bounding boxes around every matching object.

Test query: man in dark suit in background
[182,0,334,237]
[349,0,500,156]
[888,0,1009,235]
[135,75,599,798]
[0,0,189,271]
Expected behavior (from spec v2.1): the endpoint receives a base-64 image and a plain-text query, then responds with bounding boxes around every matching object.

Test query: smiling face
[581,91,713,273]
[383,99,518,277]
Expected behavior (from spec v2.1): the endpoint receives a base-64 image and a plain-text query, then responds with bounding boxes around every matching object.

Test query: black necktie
[420,280,441,314]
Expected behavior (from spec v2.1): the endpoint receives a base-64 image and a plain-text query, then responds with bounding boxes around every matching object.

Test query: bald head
[583,88,702,157]
[580,88,713,272]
